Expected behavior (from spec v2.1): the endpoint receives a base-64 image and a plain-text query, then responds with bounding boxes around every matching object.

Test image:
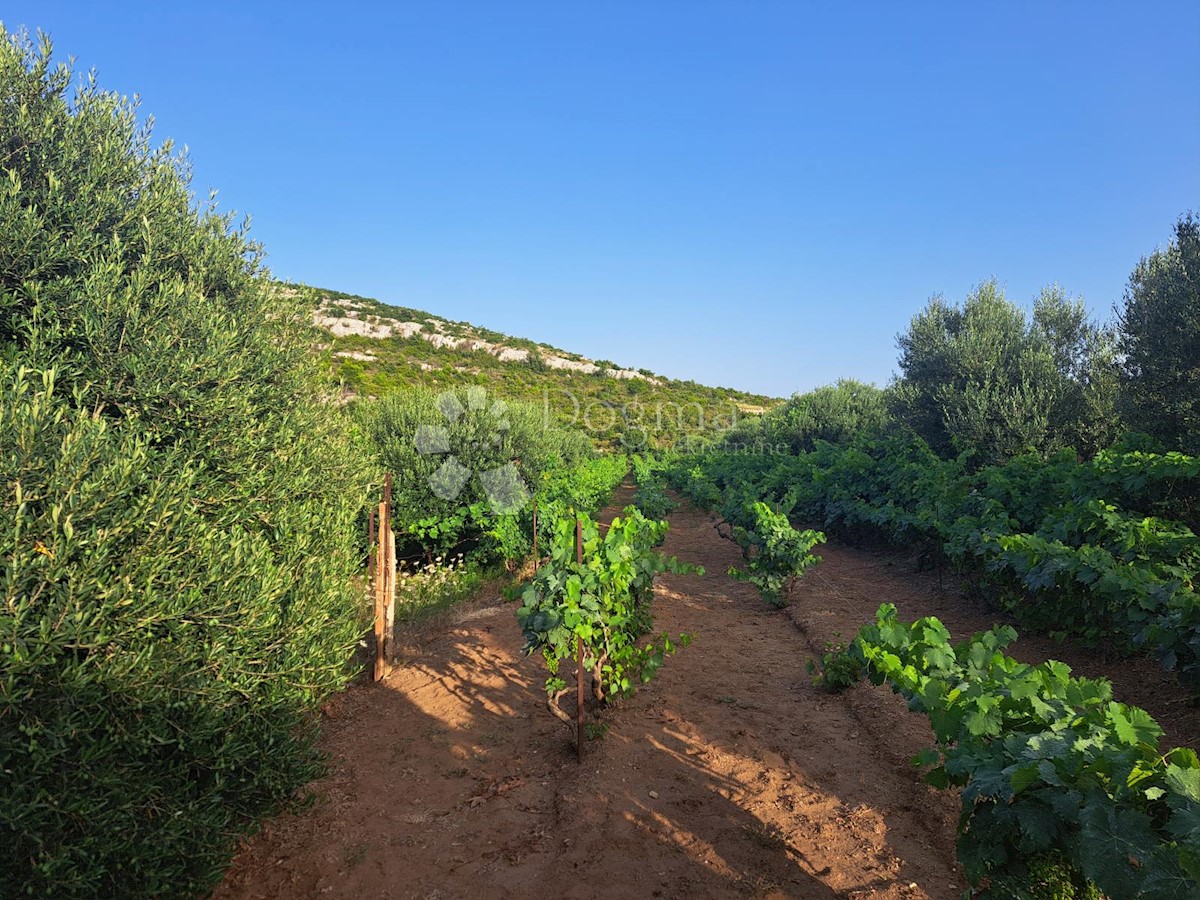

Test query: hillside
[288,282,779,447]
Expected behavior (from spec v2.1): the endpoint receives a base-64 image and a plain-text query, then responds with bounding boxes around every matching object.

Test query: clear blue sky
[5,2,1198,397]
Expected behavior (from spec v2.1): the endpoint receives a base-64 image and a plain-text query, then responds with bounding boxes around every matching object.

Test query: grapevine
[818,604,1200,898]
[726,502,825,606]
[667,442,1200,691]
[517,508,702,727]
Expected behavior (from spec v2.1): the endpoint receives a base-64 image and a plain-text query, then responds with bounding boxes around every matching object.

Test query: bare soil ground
[214,492,1198,900]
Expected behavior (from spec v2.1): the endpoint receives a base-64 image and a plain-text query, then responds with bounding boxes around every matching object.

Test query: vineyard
[663,442,1200,897]
[4,19,1199,900]
[668,440,1200,692]
[208,462,1200,900]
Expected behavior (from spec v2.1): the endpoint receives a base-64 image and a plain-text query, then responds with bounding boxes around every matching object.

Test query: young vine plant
[631,453,677,521]
[517,507,702,728]
[727,502,825,607]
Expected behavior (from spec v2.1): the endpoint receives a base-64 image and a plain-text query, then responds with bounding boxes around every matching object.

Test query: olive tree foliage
[1031,285,1123,456]
[720,379,891,452]
[1118,213,1200,453]
[892,280,1119,465]
[354,386,593,555]
[1,28,370,897]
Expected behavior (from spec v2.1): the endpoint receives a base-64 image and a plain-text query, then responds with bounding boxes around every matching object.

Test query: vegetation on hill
[293,282,779,449]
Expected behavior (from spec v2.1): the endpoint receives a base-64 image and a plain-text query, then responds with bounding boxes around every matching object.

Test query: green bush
[1,30,369,897]
[734,379,891,453]
[828,605,1198,898]
[726,502,825,606]
[893,281,1120,465]
[631,454,676,521]
[354,386,595,557]
[518,507,699,713]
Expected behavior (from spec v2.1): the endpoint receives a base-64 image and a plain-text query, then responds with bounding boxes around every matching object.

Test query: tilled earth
[214,492,1198,900]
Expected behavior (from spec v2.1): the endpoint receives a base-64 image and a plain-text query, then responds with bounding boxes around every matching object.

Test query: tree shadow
[214,493,965,899]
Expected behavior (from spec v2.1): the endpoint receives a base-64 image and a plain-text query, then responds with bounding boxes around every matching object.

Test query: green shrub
[744,379,891,453]
[835,605,1198,898]
[518,507,699,714]
[354,386,596,558]
[726,502,825,606]
[893,281,1119,465]
[631,454,676,521]
[0,30,369,897]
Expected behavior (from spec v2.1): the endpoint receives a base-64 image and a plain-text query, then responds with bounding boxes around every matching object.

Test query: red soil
[213,493,1197,900]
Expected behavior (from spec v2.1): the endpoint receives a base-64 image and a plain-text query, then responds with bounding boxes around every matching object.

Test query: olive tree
[1118,214,1200,453]
[893,280,1119,464]
[1,28,370,897]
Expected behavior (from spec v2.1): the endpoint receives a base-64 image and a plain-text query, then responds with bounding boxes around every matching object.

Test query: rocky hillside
[288,283,778,447]
[312,290,658,382]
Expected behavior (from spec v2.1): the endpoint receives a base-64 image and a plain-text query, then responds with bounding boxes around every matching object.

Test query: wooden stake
[374,499,388,682]
[577,635,584,762]
[575,516,584,762]
[532,499,539,573]
[384,526,396,661]
[374,474,396,679]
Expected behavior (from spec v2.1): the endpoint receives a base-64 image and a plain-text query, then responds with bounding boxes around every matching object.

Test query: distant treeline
[724,215,1198,465]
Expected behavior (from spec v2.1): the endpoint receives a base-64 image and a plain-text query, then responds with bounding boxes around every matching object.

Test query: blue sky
[4,2,1198,397]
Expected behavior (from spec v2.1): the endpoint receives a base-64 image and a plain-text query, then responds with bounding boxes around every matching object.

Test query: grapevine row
[818,604,1200,898]
[667,438,1200,690]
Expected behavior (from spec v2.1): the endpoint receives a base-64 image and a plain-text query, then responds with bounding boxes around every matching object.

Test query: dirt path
[214,495,1197,900]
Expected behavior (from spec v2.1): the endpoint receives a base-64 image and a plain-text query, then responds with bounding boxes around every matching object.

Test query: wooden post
[575,516,584,762]
[385,473,395,665]
[384,526,396,660]
[374,497,388,682]
[532,499,539,573]
[576,635,584,762]
[370,474,397,680]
